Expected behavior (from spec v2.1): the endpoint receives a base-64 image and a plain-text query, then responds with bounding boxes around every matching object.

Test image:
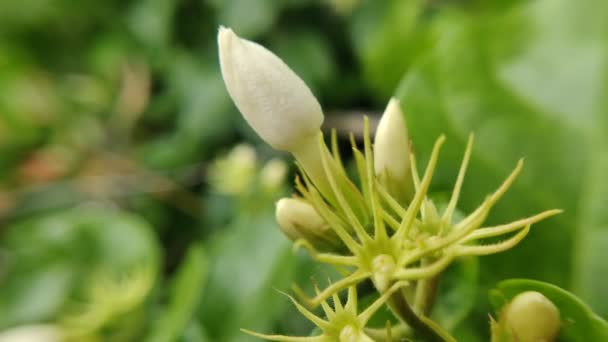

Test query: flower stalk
[387,288,455,342]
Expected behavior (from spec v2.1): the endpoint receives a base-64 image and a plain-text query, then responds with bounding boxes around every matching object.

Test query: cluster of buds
[218,27,561,341]
[208,143,288,196]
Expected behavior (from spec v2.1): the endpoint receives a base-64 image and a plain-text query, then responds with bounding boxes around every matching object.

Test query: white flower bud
[503,291,560,342]
[259,158,287,192]
[208,144,257,195]
[0,324,61,342]
[275,198,338,250]
[218,26,324,151]
[373,98,412,201]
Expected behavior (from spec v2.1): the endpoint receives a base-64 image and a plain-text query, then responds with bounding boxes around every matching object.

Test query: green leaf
[396,0,608,311]
[490,279,608,341]
[0,207,161,329]
[199,212,296,342]
[129,0,176,50]
[432,256,479,333]
[270,30,336,94]
[571,89,608,315]
[147,243,208,342]
[138,54,235,168]
[349,0,429,100]
[216,0,278,38]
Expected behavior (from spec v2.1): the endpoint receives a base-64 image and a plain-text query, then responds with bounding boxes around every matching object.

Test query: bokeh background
[1,0,607,341]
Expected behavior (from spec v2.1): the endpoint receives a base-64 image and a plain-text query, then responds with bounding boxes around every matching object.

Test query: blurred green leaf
[489,279,608,341]
[0,207,160,329]
[397,0,607,300]
[148,243,208,342]
[0,262,73,329]
[394,1,608,338]
[350,0,429,101]
[216,0,278,38]
[200,212,296,342]
[129,0,176,50]
[571,88,608,315]
[138,53,234,168]
[271,30,335,94]
[432,256,479,333]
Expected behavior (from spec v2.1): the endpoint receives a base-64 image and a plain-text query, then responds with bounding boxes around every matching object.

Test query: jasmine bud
[218,26,337,200]
[275,198,339,251]
[218,27,324,152]
[503,291,560,342]
[374,98,412,202]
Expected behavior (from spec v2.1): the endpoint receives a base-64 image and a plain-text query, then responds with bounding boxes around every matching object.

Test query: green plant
[217,27,571,341]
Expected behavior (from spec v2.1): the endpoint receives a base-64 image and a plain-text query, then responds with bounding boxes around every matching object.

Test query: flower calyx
[243,281,408,342]
[292,120,561,308]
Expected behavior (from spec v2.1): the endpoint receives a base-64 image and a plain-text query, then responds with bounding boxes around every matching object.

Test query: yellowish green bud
[503,291,560,342]
[259,158,287,192]
[374,98,412,202]
[208,144,257,195]
[218,26,324,152]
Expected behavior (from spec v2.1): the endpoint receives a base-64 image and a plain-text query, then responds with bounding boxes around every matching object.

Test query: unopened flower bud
[0,324,61,342]
[208,144,257,195]
[503,291,560,342]
[374,98,412,202]
[218,26,335,200]
[275,198,339,251]
[218,26,324,152]
[260,158,288,192]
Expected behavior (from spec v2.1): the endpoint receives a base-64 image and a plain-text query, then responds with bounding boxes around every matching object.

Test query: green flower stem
[387,287,454,342]
[414,258,441,316]
[365,323,411,341]
[290,133,337,205]
[414,276,441,316]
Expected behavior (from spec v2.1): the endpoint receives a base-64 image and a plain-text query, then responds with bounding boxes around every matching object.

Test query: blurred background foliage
[0,0,606,341]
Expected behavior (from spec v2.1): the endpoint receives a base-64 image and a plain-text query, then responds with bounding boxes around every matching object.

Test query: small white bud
[208,144,257,195]
[0,324,61,342]
[275,198,338,250]
[218,26,324,151]
[259,158,288,192]
[373,98,412,201]
[503,291,560,342]
[276,198,326,240]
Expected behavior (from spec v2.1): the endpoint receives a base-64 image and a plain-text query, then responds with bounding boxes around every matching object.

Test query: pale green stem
[291,133,337,205]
